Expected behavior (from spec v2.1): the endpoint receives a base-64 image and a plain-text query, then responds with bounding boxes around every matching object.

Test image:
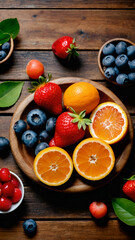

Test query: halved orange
[89,102,128,144]
[33,147,73,186]
[73,138,115,181]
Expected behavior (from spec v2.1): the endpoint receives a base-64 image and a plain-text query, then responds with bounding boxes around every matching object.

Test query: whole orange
[26,59,44,79]
[63,82,100,114]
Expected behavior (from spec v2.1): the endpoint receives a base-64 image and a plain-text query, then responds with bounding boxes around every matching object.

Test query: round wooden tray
[9,77,134,193]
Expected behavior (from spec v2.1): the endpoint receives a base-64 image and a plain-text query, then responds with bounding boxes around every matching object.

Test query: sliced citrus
[89,102,128,144]
[33,147,73,186]
[73,138,115,181]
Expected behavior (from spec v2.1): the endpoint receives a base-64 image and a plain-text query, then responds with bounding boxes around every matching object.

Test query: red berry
[0,196,12,211]
[26,59,44,79]
[49,138,56,147]
[0,183,2,197]
[11,175,19,188]
[89,201,108,219]
[12,188,22,203]
[123,180,135,202]
[0,168,11,182]
[2,182,15,198]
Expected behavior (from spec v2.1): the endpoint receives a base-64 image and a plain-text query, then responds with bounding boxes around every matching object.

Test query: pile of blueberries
[13,108,57,155]
[101,41,135,85]
[0,42,10,61]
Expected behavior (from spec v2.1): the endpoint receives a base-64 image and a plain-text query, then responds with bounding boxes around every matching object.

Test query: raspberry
[0,168,11,182]
[89,201,108,219]
[2,182,15,198]
[12,188,22,203]
[0,196,12,211]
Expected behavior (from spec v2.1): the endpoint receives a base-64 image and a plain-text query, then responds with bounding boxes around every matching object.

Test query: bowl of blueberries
[98,38,135,85]
[0,38,14,64]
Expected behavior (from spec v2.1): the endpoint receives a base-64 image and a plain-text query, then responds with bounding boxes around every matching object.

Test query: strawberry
[28,74,62,115]
[49,108,91,148]
[52,36,79,59]
[123,175,135,202]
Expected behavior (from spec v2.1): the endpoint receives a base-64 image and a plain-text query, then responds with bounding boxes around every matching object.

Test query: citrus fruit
[89,102,128,144]
[63,82,100,114]
[26,59,44,79]
[73,138,115,181]
[33,147,73,186]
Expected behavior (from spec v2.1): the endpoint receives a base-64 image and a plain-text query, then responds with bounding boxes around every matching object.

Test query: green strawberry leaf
[112,198,135,226]
[0,18,20,42]
[125,175,135,181]
[0,81,24,108]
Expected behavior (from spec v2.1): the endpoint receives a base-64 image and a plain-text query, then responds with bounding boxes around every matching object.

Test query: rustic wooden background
[0,1,135,239]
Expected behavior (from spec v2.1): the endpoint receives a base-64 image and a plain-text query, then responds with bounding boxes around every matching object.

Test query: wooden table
[0,1,135,239]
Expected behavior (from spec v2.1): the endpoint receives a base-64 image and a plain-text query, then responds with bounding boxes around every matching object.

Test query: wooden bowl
[98,38,135,86]
[0,38,14,64]
[9,77,134,193]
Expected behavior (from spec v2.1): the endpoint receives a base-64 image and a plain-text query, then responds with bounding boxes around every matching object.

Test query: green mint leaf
[0,30,10,45]
[112,198,135,226]
[0,18,20,40]
[0,81,24,108]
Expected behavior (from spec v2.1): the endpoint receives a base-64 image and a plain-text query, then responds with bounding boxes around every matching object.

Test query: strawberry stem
[66,38,79,60]
[28,73,52,93]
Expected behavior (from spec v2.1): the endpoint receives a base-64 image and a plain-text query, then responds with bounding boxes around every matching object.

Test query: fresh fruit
[113,66,120,76]
[116,41,127,55]
[89,201,108,219]
[128,60,135,71]
[35,142,49,156]
[49,109,91,148]
[0,196,12,211]
[123,176,135,202]
[52,36,79,59]
[0,183,2,197]
[102,55,115,67]
[0,137,10,158]
[0,168,11,182]
[0,50,7,61]
[89,102,128,144]
[102,43,115,55]
[46,117,57,133]
[27,109,47,131]
[2,42,10,52]
[38,130,49,142]
[63,82,100,114]
[127,45,135,59]
[34,147,73,186]
[12,188,22,203]
[11,175,19,188]
[2,182,15,198]
[128,72,135,82]
[13,120,27,136]
[116,74,129,85]
[73,138,115,180]
[23,219,37,236]
[28,74,62,115]
[26,59,44,79]
[21,130,38,148]
[115,54,128,69]
[104,67,115,80]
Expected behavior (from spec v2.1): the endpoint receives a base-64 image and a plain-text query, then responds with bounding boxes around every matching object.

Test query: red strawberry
[28,74,62,115]
[52,36,79,59]
[123,175,135,202]
[49,108,91,148]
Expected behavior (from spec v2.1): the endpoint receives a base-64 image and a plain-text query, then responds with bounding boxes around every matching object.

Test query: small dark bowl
[98,38,135,86]
[0,38,14,64]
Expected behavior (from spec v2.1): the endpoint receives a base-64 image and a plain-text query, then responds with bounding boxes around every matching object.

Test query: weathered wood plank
[0,0,135,9]
[0,10,134,49]
[0,220,135,240]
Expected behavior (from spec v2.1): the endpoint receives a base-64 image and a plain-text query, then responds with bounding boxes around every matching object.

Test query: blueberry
[0,50,7,61]
[102,43,115,55]
[38,130,49,142]
[35,142,49,155]
[115,54,128,69]
[116,74,128,85]
[46,117,57,133]
[21,130,38,148]
[23,219,37,236]
[102,55,115,67]
[0,137,10,158]
[127,45,135,59]
[13,120,27,136]
[116,41,127,55]
[114,66,120,76]
[128,60,135,71]
[27,109,47,131]
[2,42,10,53]
[128,73,135,83]
[104,67,116,80]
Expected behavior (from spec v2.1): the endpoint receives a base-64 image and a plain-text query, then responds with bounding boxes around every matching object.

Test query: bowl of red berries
[98,38,135,86]
[0,168,24,213]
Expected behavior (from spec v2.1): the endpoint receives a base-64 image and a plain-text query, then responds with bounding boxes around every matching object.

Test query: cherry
[0,168,11,182]
[89,201,108,219]
[2,182,15,198]
[26,59,44,79]
[0,196,12,211]
[11,175,19,188]
[12,188,22,203]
